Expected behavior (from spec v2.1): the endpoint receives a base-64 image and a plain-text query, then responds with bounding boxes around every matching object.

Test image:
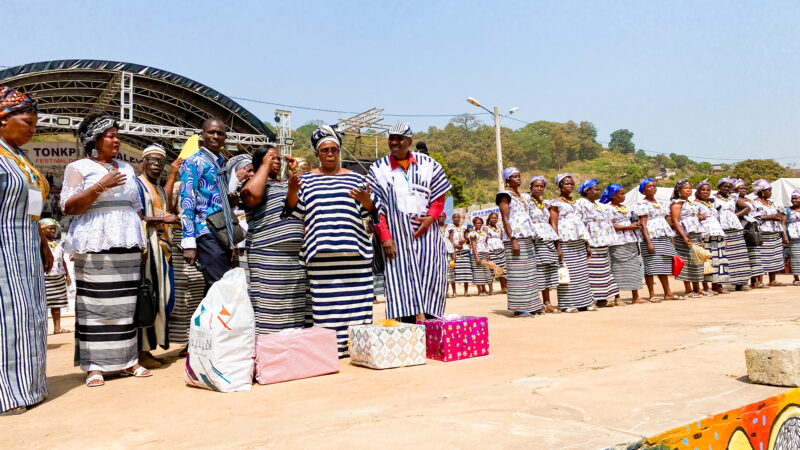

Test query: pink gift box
[420,316,489,362]
[255,327,339,385]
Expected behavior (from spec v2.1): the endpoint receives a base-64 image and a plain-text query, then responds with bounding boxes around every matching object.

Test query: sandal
[596,300,609,307]
[663,295,684,301]
[513,311,532,318]
[769,281,786,287]
[120,366,152,378]
[753,283,769,289]
[632,298,651,304]
[793,281,800,286]
[735,285,751,291]
[701,291,713,297]
[544,304,561,314]
[562,307,579,313]
[614,299,626,307]
[584,305,599,312]
[54,328,71,334]
[686,292,703,298]
[86,374,104,387]
[0,406,27,416]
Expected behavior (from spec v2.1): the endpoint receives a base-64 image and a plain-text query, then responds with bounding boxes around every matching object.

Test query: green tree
[430,151,470,207]
[731,159,788,184]
[670,153,690,169]
[609,129,635,154]
[696,162,712,173]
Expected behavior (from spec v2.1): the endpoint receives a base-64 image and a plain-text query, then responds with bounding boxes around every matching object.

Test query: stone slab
[745,339,800,387]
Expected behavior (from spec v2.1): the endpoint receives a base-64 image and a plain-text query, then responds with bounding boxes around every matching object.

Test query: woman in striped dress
[787,190,800,286]
[549,173,595,312]
[695,180,730,295]
[751,179,788,287]
[449,213,472,296]
[286,126,380,357]
[577,179,621,307]
[241,145,310,334]
[601,184,646,304]
[497,167,542,316]
[0,87,51,415]
[40,218,71,333]
[61,114,150,386]
[528,176,561,313]
[468,216,493,295]
[438,213,457,297]
[736,180,767,288]
[670,179,705,298]
[485,212,508,293]
[715,178,752,291]
[636,179,679,301]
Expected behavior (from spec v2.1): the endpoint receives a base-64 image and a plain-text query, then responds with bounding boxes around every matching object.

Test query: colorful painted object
[420,315,489,362]
[636,388,800,449]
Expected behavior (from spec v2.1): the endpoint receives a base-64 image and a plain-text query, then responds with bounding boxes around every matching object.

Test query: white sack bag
[185,268,255,392]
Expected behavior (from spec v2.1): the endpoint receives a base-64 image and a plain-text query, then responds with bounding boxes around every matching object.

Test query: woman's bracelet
[93,182,107,194]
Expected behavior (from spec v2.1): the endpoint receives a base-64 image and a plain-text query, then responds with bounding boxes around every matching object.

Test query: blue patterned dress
[0,152,48,412]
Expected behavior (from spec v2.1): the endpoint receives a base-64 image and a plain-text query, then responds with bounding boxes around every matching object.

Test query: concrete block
[745,339,800,387]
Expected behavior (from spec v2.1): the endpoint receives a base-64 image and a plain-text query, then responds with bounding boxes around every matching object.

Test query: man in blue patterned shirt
[179,118,237,291]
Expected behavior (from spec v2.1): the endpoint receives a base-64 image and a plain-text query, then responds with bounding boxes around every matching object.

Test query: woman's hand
[163,214,180,225]
[348,182,374,211]
[586,246,593,259]
[99,171,127,189]
[698,214,707,221]
[683,236,692,247]
[382,238,397,259]
[288,171,303,194]
[475,255,482,265]
[284,155,298,172]
[413,216,435,238]
[647,242,656,254]
[511,237,520,256]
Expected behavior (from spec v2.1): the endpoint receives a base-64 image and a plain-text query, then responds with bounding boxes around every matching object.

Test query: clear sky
[4,0,799,165]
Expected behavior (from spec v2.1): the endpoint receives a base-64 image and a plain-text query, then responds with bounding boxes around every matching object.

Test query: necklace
[531,196,546,209]
[697,198,713,208]
[91,157,116,173]
[559,196,575,205]
[613,204,627,214]
[645,198,661,209]
[509,190,529,211]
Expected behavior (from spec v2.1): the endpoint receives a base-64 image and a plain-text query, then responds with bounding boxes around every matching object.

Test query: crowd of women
[2,84,800,416]
[442,168,800,319]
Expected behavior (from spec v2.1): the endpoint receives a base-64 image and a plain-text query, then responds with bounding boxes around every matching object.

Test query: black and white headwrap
[672,178,690,200]
[225,153,253,177]
[310,125,341,156]
[79,115,118,147]
[388,122,412,138]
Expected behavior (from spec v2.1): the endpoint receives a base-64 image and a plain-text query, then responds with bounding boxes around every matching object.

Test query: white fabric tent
[623,187,674,209]
[768,178,800,207]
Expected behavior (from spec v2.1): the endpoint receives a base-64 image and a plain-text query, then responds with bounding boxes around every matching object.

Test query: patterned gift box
[348,321,426,370]
[420,316,489,362]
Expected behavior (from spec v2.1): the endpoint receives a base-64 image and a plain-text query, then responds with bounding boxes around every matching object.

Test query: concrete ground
[7,275,800,449]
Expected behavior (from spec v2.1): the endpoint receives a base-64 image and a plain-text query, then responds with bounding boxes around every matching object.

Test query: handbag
[743,221,762,247]
[206,210,246,251]
[557,263,570,284]
[671,256,686,277]
[134,264,158,328]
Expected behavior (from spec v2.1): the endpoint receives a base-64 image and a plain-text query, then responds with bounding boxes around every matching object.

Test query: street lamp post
[466,97,518,192]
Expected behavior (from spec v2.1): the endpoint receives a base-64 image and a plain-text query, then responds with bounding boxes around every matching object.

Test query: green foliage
[696,162,712,173]
[731,159,788,184]
[669,153,691,169]
[429,151,470,207]
[609,129,635,154]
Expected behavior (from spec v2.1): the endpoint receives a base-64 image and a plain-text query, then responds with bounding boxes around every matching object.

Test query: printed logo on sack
[194,305,207,327]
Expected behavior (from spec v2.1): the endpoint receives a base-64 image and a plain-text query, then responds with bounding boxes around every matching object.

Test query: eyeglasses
[318,148,339,155]
[144,156,165,164]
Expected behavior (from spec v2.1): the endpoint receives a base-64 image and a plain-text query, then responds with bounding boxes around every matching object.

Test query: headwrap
[529,175,546,188]
[142,143,167,158]
[717,177,733,188]
[388,122,412,137]
[792,189,800,199]
[639,178,654,194]
[502,167,520,181]
[310,125,341,155]
[79,115,118,146]
[672,179,690,200]
[577,178,599,196]
[225,154,253,176]
[752,179,772,194]
[555,173,573,187]
[732,178,746,189]
[599,184,622,204]
[38,218,59,229]
[695,179,710,189]
[0,86,38,120]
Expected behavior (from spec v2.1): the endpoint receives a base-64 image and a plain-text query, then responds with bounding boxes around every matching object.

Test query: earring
[91,149,98,158]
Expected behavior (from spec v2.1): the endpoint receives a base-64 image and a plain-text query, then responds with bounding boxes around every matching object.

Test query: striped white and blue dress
[716,195,750,286]
[0,153,48,412]
[551,199,594,310]
[246,180,310,334]
[290,171,379,357]
[578,198,620,302]
[607,205,643,291]
[368,153,451,319]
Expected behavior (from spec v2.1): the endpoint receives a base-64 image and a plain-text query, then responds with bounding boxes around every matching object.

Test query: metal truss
[274,109,293,156]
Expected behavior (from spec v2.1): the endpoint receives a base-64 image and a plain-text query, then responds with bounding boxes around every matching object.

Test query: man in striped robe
[367,123,452,322]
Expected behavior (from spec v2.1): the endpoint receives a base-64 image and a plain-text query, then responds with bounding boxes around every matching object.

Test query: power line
[230,96,491,118]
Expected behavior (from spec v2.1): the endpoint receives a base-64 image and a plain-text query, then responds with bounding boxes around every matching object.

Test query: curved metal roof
[0,59,274,152]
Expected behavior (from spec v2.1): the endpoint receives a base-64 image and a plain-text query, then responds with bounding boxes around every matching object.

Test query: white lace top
[527,198,560,242]
[696,200,725,238]
[788,208,800,240]
[608,204,639,245]
[672,199,704,235]
[485,225,505,251]
[635,199,675,239]
[715,195,743,231]
[44,240,67,276]
[467,228,490,253]
[60,159,145,254]
[751,199,783,233]
[551,198,590,242]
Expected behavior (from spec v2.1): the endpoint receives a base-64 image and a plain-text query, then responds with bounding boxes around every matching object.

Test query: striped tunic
[291,171,378,356]
[245,180,310,334]
[168,227,206,346]
[368,153,451,319]
[0,154,48,412]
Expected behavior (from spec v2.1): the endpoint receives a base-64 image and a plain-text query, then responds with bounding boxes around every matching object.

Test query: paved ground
[7,276,800,449]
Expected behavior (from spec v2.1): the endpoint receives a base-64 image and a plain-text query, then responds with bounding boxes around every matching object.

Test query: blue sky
[4,1,799,165]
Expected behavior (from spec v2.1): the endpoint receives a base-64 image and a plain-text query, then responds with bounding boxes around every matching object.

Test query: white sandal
[121,366,152,378]
[86,374,105,387]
